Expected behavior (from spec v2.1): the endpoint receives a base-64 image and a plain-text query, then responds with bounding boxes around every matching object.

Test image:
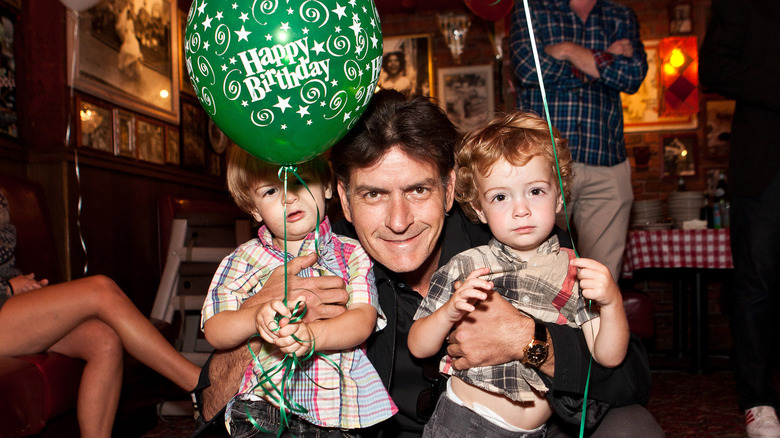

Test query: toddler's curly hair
[455,112,573,223]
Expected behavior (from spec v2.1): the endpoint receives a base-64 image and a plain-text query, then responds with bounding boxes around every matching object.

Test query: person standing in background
[510,0,647,282]
[700,1,780,437]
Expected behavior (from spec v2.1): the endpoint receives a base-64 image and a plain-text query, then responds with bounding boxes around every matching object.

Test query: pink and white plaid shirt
[202,217,397,428]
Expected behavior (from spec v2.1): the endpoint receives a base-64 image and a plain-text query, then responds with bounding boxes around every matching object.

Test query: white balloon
[60,0,101,12]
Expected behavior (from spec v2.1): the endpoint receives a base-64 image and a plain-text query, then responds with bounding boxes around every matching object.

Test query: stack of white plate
[631,199,664,229]
[667,191,704,224]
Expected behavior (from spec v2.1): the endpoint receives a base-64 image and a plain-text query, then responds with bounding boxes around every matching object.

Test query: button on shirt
[510,0,648,166]
[414,235,597,402]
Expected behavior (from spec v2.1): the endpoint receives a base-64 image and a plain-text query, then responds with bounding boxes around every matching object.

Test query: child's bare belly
[450,377,552,430]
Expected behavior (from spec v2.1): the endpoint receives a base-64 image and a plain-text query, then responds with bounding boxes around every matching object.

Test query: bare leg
[0,275,200,391]
[48,319,124,438]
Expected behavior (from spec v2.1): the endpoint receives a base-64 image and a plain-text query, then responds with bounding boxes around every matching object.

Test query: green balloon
[185,0,383,165]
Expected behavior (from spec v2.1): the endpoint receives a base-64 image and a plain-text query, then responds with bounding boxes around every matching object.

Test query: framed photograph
[621,40,698,132]
[0,10,17,138]
[178,9,196,97]
[705,99,735,159]
[165,125,180,165]
[662,133,697,178]
[670,3,693,35]
[136,116,165,164]
[703,167,728,199]
[66,0,180,124]
[181,99,206,170]
[113,108,135,158]
[379,34,434,98]
[437,65,494,132]
[77,96,113,153]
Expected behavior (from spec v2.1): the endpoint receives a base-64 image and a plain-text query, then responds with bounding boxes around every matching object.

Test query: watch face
[524,342,548,367]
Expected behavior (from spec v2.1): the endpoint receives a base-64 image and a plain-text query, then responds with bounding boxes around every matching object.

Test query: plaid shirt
[510,0,647,166]
[202,217,397,428]
[414,235,597,402]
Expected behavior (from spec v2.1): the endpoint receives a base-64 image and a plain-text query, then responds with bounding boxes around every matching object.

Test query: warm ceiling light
[160,89,170,99]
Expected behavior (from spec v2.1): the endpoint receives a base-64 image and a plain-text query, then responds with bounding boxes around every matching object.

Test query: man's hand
[544,42,600,78]
[607,38,633,57]
[246,253,349,322]
[447,290,533,370]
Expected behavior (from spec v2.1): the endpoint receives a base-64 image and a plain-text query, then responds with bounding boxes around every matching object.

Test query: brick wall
[380,0,732,354]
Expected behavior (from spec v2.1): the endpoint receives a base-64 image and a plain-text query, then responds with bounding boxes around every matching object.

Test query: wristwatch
[522,318,549,368]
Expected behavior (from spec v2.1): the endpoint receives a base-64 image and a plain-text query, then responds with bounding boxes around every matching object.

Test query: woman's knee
[82,275,130,305]
[80,320,123,361]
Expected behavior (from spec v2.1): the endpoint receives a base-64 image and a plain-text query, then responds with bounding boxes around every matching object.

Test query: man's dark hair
[331,89,459,189]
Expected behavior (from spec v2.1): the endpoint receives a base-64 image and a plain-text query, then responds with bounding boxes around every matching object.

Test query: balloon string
[521,1,589,435]
[67,11,88,276]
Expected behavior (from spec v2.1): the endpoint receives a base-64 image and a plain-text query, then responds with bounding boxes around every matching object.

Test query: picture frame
[662,133,697,178]
[704,99,735,159]
[670,3,693,35]
[113,108,135,158]
[379,34,434,98]
[77,96,113,153]
[178,9,196,97]
[0,0,20,10]
[437,64,494,132]
[181,99,206,170]
[66,0,180,124]
[0,9,17,138]
[703,166,728,199]
[136,116,165,164]
[621,40,698,132]
[165,125,180,165]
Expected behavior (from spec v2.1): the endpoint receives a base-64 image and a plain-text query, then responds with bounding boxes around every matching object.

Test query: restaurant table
[621,228,733,373]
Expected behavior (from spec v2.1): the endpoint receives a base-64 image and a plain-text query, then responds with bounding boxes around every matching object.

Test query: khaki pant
[556,160,633,282]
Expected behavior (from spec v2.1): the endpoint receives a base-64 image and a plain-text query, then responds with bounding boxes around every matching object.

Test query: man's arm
[509,1,583,90]
[446,291,650,407]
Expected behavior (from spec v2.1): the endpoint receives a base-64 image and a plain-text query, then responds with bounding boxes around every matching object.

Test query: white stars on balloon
[242,100,248,107]
[235,25,251,41]
[266,34,273,41]
[274,96,292,113]
[370,33,378,48]
[281,124,288,130]
[239,12,249,22]
[333,4,347,19]
[302,27,309,35]
[202,15,213,29]
[204,41,210,50]
[280,22,291,32]
[343,111,351,121]
[312,41,325,55]
[197,2,207,15]
[221,64,228,71]
[231,3,237,9]
[348,0,356,7]
[296,105,310,117]
[216,11,223,20]
[307,120,313,125]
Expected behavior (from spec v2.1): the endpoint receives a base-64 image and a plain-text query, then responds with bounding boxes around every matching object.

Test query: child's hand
[570,258,622,308]
[445,267,492,322]
[256,299,313,357]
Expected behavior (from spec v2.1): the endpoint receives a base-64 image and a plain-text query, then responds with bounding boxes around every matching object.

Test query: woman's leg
[0,275,200,391]
[48,319,124,438]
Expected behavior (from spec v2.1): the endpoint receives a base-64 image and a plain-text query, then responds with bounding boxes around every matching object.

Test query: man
[197,91,663,437]
[510,0,648,282]
[700,1,780,437]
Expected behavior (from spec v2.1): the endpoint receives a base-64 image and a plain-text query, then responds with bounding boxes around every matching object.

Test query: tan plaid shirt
[414,235,597,402]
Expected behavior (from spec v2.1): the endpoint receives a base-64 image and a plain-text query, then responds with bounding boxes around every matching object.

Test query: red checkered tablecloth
[621,229,734,278]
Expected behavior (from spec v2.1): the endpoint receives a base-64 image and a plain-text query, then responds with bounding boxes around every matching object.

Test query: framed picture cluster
[76,94,187,168]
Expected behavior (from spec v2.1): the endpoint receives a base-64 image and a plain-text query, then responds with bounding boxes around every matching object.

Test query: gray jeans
[422,393,546,438]
[229,398,359,438]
